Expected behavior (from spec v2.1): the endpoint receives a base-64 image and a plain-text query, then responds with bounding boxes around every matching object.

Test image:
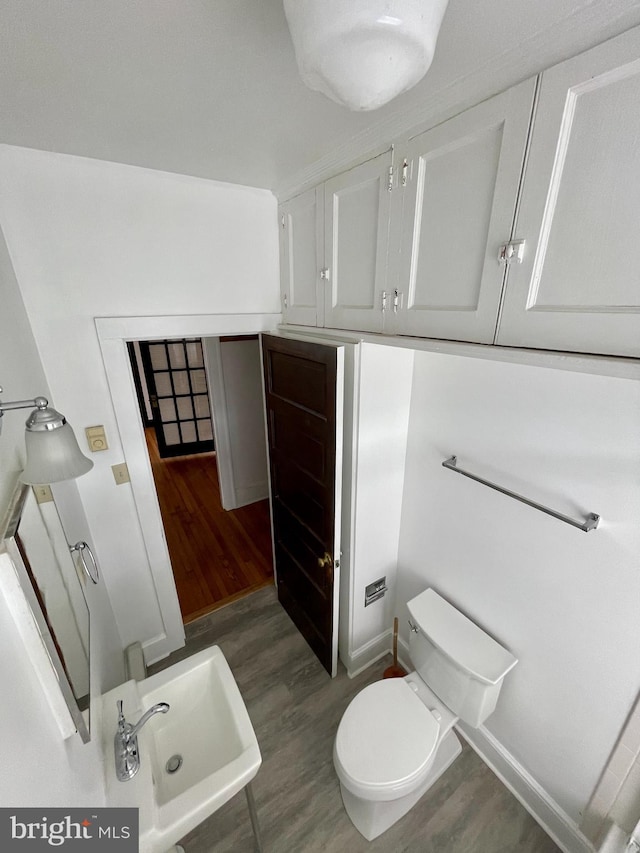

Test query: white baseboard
[234,482,268,508]
[343,630,391,678]
[457,723,595,853]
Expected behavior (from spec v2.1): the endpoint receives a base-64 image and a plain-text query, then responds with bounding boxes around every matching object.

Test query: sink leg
[245,782,264,853]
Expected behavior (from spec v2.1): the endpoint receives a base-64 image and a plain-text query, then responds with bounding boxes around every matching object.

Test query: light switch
[86,425,109,452]
[112,463,130,485]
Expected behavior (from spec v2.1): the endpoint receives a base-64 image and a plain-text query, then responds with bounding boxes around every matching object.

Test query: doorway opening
[128,335,273,623]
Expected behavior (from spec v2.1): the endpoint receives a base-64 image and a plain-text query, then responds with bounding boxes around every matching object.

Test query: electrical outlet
[32,484,53,504]
[111,462,130,485]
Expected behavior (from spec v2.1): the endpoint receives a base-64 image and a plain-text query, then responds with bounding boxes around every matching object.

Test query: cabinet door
[496,27,640,357]
[389,79,536,342]
[279,187,323,326]
[323,151,392,333]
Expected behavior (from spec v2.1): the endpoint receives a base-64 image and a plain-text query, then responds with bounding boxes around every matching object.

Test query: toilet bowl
[334,675,462,840]
[334,588,518,840]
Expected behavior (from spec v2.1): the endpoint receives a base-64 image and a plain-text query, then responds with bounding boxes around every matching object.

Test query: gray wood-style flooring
[149,585,560,853]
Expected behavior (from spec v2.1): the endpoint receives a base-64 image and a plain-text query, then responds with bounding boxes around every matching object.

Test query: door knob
[317,552,333,569]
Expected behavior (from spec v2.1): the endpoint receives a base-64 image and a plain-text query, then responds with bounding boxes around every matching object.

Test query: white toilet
[333,588,518,841]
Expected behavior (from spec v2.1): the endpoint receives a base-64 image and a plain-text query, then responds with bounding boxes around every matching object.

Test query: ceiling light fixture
[0,388,93,485]
[283,0,450,112]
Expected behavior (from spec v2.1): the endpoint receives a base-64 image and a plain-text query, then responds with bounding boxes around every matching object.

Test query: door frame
[96,314,280,662]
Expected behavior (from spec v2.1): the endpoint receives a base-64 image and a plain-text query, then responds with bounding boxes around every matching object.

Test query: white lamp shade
[21,421,94,485]
[283,0,450,111]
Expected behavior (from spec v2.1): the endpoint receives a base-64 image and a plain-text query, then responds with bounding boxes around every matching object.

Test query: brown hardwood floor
[145,428,274,623]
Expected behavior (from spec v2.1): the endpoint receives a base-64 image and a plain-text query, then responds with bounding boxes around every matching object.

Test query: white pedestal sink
[102,645,262,853]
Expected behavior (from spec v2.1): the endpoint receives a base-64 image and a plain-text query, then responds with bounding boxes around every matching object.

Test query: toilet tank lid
[407,589,518,685]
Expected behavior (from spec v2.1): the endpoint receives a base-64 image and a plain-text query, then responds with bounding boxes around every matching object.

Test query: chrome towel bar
[442,456,600,533]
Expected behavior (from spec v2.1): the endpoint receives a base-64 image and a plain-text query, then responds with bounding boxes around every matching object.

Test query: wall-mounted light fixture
[0,387,93,485]
[283,0,450,111]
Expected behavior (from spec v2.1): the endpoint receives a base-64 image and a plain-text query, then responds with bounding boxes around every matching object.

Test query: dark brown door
[261,334,343,676]
[139,338,215,459]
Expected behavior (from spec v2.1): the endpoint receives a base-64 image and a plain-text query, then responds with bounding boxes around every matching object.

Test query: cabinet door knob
[498,239,525,265]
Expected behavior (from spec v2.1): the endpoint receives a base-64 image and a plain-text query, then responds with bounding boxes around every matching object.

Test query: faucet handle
[116,699,126,733]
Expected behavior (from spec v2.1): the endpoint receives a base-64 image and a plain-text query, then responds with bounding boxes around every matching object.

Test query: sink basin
[102,645,261,853]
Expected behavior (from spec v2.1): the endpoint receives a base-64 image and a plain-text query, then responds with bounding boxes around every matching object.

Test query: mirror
[1,483,90,742]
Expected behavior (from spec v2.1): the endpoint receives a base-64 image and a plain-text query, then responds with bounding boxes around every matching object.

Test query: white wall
[219,338,269,507]
[0,221,122,807]
[0,144,279,657]
[341,343,414,674]
[205,337,269,509]
[396,350,640,827]
[0,224,38,510]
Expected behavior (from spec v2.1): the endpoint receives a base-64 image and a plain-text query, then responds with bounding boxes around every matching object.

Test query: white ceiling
[1,0,639,195]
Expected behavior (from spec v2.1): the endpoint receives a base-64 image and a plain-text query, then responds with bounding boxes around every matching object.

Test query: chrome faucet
[114,699,170,781]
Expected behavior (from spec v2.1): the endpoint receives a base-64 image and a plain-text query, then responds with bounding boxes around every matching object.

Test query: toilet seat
[334,679,440,801]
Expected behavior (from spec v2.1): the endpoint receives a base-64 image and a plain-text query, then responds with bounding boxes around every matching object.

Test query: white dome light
[283,0,450,112]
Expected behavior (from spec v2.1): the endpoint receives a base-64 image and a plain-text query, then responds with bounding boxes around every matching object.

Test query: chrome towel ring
[70,540,100,584]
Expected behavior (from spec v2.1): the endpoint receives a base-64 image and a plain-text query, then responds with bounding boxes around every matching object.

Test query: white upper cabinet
[279,186,323,326]
[387,79,536,342]
[323,150,392,333]
[496,27,640,357]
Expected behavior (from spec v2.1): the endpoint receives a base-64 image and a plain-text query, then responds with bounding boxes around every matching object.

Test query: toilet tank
[407,589,517,727]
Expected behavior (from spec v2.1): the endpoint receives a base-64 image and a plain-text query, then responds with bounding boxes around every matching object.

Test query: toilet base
[339,728,462,841]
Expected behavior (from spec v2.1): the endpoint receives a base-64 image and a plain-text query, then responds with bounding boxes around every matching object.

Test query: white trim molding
[95,313,281,663]
[343,629,392,679]
[457,723,595,853]
[0,551,77,739]
[279,324,640,381]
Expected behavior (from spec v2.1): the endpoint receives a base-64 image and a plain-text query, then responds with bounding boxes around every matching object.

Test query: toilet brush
[383,617,407,678]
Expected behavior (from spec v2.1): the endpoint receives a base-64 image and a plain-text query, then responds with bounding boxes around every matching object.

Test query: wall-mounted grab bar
[442,456,600,533]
